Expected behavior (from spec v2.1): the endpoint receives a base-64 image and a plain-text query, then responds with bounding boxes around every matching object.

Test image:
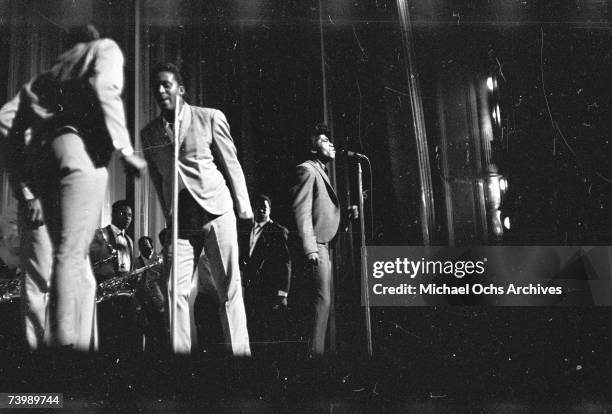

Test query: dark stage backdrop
[1,0,612,359]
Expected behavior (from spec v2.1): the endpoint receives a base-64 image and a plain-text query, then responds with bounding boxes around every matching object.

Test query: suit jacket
[90,224,134,280]
[134,254,165,312]
[0,38,132,197]
[240,221,291,301]
[291,159,341,255]
[140,103,252,221]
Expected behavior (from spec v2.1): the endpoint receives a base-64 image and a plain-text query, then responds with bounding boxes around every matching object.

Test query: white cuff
[20,185,35,201]
[119,146,134,157]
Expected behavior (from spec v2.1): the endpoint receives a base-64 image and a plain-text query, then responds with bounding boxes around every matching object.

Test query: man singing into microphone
[140,63,252,356]
[291,123,340,356]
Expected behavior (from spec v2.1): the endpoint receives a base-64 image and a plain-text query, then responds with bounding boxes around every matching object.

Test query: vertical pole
[133,0,148,242]
[318,0,337,354]
[396,0,435,244]
[358,161,373,356]
[318,0,328,125]
[171,96,181,352]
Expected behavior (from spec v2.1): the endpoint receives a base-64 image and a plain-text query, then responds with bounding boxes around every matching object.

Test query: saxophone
[0,257,163,305]
[0,277,21,304]
[96,256,163,303]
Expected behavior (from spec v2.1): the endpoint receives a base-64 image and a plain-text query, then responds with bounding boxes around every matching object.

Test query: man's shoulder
[78,38,123,62]
[190,105,222,120]
[92,38,121,52]
[295,160,319,181]
[92,225,110,244]
[296,159,317,172]
[266,221,289,237]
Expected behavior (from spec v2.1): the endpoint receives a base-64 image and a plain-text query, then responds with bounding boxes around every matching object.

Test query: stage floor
[1,306,611,412]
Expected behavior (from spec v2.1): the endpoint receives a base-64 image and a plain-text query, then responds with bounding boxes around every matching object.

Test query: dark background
[0,0,612,411]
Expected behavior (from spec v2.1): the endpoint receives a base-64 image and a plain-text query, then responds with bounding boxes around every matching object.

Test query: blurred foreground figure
[0,24,145,351]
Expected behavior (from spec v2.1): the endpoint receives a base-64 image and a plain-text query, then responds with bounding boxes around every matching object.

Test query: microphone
[340,149,368,160]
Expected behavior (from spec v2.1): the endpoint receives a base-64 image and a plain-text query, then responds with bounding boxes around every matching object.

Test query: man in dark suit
[241,194,291,344]
[141,63,252,356]
[0,25,146,351]
[291,124,340,356]
[90,200,134,281]
[90,200,139,352]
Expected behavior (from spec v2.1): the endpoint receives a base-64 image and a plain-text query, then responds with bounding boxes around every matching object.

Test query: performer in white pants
[0,25,145,350]
[141,63,252,356]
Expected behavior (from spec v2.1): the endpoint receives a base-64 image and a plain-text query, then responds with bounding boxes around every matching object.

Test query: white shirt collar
[163,102,186,128]
[110,223,125,237]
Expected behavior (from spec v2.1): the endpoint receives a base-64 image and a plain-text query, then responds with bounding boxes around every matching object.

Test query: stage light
[485,172,501,210]
[487,76,494,91]
[491,210,503,238]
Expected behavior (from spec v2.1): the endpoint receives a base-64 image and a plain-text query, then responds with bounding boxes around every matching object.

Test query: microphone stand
[356,157,373,357]
[170,95,180,353]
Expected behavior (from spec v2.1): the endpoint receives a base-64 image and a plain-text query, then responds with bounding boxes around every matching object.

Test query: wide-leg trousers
[20,132,107,351]
[169,194,250,356]
[310,242,332,356]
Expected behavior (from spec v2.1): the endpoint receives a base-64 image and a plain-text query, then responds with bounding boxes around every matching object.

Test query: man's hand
[121,153,147,178]
[347,205,359,220]
[273,296,288,311]
[23,198,44,228]
[306,252,319,265]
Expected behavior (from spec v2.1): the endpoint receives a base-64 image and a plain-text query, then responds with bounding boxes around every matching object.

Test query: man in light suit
[240,194,291,344]
[291,124,340,356]
[0,25,146,351]
[141,63,252,356]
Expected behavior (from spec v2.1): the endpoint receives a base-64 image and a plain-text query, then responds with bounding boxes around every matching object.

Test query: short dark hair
[65,24,100,48]
[150,62,184,86]
[158,228,168,245]
[254,194,272,209]
[112,200,131,213]
[308,123,330,150]
[138,236,153,250]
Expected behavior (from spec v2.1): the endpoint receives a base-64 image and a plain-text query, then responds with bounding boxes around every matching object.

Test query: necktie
[249,224,263,256]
